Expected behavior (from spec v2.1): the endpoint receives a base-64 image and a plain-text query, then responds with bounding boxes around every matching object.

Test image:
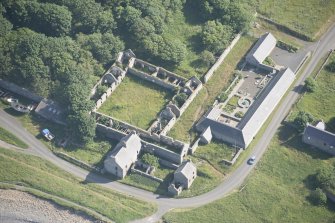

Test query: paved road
[1,24,335,222]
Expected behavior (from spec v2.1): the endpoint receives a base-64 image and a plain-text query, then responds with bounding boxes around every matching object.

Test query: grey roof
[175,160,196,180]
[238,68,295,147]
[196,68,295,148]
[246,32,277,65]
[196,107,245,148]
[303,124,335,147]
[34,99,67,125]
[108,132,141,168]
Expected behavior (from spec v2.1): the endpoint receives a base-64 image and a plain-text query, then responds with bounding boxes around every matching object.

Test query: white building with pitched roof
[104,132,142,178]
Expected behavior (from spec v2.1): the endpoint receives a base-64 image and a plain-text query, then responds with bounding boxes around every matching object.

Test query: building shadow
[277,125,332,160]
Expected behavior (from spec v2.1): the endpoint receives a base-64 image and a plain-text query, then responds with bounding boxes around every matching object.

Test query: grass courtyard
[98,75,173,130]
[255,0,335,40]
[0,147,156,223]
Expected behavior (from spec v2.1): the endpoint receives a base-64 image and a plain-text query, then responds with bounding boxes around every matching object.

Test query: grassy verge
[168,35,256,142]
[163,125,335,222]
[0,126,28,149]
[0,147,156,223]
[98,75,173,130]
[288,53,335,129]
[255,0,335,40]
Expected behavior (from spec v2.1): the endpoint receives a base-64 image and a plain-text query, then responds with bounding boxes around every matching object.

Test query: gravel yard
[0,189,99,223]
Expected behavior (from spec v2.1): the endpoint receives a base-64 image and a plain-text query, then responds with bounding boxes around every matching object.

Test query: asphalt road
[1,24,335,223]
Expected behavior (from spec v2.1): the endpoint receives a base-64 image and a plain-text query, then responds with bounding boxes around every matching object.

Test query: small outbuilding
[104,132,142,178]
[168,160,197,196]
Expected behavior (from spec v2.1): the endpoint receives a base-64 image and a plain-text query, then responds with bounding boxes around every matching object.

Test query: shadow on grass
[277,125,332,160]
[4,107,26,117]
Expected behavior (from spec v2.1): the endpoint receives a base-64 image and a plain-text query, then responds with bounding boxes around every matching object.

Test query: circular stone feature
[238,97,252,108]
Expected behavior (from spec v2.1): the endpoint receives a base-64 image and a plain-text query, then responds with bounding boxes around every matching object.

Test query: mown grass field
[168,35,256,142]
[0,126,28,149]
[164,125,335,222]
[0,147,156,223]
[98,75,173,130]
[255,0,335,40]
[289,53,335,130]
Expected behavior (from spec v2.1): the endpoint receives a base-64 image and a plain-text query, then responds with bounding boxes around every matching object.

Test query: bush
[310,188,327,206]
[142,153,159,168]
[96,85,108,98]
[217,92,228,103]
[235,111,244,118]
[325,60,335,72]
[293,111,314,132]
[276,40,298,53]
[173,93,188,107]
[200,50,216,67]
[304,77,317,93]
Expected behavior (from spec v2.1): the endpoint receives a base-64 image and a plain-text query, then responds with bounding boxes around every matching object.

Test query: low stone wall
[160,117,177,135]
[128,67,176,91]
[221,148,243,166]
[179,82,203,116]
[159,159,179,170]
[0,79,43,102]
[96,123,127,141]
[189,138,201,154]
[142,141,183,164]
[203,33,242,83]
[54,151,100,172]
[130,168,163,183]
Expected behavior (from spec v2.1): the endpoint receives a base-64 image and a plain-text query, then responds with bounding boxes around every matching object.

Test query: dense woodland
[0,0,253,143]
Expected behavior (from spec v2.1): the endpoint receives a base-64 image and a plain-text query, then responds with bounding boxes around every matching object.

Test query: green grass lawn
[0,147,156,223]
[0,126,28,149]
[289,53,335,130]
[193,140,235,173]
[163,125,335,222]
[255,0,335,40]
[168,35,256,142]
[98,75,173,130]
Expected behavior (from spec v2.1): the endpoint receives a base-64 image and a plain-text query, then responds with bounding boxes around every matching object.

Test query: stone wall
[130,168,163,183]
[203,33,242,83]
[189,138,201,154]
[221,148,243,166]
[96,123,127,141]
[142,141,183,164]
[0,79,43,102]
[160,117,177,135]
[128,67,176,91]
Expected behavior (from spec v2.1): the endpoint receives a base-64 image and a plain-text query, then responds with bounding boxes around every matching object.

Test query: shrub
[325,60,335,72]
[310,188,327,206]
[96,85,108,98]
[217,92,228,103]
[235,111,244,118]
[293,111,314,132]
[276,40,298,53]
[200,50,216,67]
[173,93,188,107]
[304,77,317,92]
[142,153,159,168]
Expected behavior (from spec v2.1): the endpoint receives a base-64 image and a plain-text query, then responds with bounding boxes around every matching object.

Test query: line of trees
[0,0,253,144]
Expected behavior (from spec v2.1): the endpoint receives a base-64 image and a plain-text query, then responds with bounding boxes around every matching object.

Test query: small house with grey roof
[168,160,197,195]
[303,122,335,156]
[104,131,142,178]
